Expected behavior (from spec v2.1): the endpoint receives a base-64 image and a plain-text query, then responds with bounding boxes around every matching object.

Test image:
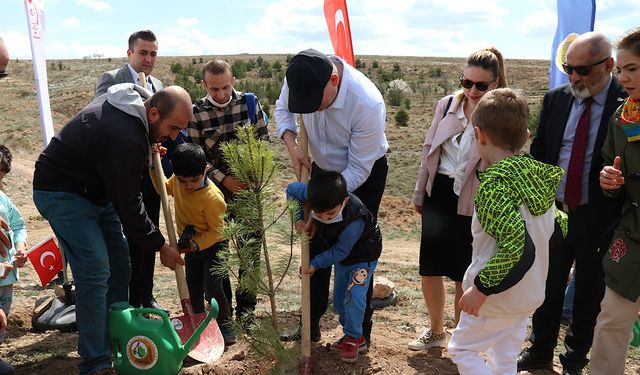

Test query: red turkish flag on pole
[324,0,355,66]
[27,236,63,287]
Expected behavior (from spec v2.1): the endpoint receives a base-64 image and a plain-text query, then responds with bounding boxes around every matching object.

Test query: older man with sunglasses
[519,32,626,375]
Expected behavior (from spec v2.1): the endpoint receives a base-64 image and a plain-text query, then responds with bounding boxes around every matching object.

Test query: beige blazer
[412,95,480,216]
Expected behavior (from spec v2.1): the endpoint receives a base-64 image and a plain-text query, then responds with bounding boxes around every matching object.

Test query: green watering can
[109,298,219,375]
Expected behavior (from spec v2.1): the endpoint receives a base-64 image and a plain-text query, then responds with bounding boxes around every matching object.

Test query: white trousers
[590,286,639,375]
[448,312,528,375]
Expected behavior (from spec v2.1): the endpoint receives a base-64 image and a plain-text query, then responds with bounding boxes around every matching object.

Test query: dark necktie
[565,97,593,210]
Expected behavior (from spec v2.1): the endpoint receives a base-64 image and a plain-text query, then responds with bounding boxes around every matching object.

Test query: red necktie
[565,97,592,210]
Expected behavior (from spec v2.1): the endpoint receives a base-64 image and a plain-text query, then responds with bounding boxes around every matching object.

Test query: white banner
[24,0,54,147]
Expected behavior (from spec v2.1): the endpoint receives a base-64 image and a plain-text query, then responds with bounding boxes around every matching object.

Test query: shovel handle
[152,152,190,300]
[299,118,311,359]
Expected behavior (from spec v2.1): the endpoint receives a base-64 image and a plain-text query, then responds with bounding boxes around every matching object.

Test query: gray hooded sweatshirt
[33,83,164,252]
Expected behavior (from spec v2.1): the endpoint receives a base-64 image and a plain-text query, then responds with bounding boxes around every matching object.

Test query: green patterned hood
[473,155,566,295]
[476,155,562,215]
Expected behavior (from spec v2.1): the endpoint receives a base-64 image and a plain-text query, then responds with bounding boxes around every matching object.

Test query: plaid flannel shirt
[188,89,268,186]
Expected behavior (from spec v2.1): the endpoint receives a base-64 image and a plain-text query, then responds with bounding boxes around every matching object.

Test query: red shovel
[152,150,225,363]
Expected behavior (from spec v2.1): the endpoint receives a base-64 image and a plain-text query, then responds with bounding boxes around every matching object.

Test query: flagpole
[24,0,55,147]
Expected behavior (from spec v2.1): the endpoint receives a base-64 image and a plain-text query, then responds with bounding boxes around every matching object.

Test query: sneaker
[407,328,446,351]
[330,336,368,353]
[220,326,237,346]
[339,336,366,363]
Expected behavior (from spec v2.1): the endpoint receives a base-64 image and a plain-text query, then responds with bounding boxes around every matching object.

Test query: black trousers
[309,155,388,343]
[128,173,159,306]
[185,242,232,325]
[529,203,611,370]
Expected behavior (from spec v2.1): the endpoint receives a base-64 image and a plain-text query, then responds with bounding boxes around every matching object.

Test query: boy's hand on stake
[159,244,184,270]
[459,286,487,317]
[300,264,316,276]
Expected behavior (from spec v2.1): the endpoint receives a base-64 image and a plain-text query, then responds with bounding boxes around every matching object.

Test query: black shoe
[141,298,169,314]
[280,324,320,342]
[517,348,553,371]
[562,368,582,375]
[0,359,14,375]
[311,326,321,342]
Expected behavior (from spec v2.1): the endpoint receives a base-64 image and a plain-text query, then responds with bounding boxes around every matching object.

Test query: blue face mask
[310,200,346,224]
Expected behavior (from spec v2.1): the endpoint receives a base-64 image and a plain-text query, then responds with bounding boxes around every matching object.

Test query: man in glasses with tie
[520,32,626,375]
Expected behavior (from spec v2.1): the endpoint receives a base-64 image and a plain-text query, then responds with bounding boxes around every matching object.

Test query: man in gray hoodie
[32,84,189,375]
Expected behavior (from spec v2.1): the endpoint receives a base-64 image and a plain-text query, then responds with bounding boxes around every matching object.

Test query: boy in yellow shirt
[153,143,234,344]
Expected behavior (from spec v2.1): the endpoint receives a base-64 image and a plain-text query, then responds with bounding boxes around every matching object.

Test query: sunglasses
[562,57,608,76]
[459,75,495,91]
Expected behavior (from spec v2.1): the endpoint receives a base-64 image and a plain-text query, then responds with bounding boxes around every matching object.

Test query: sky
[2,0,640,60]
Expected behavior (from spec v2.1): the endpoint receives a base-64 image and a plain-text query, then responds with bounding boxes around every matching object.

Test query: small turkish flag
[27,236,63,287]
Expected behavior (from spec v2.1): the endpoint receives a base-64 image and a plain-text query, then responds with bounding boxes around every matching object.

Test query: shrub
[386,79,412,107]
[372,60,379,68]
[395,108,409,127]
[232,60,248,79]
[428,67,443,78]
[259,65,273,78]
[403,98,411,110]
[246,59,256,71]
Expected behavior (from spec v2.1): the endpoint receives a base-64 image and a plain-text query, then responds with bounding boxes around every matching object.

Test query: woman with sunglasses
[590,28,640,375]
[409,47,508,351]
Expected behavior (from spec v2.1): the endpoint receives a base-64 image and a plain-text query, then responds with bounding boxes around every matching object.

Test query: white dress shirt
[275,56,388,191]
[437,103,475,195]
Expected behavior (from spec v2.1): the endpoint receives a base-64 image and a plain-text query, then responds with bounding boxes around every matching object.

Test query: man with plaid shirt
[188,58,268,321]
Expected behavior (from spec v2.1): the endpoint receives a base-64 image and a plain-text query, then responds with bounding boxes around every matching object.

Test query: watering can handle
[132,307,180,334]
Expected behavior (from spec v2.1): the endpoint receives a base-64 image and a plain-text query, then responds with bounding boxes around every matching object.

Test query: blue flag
[549,0,596,89]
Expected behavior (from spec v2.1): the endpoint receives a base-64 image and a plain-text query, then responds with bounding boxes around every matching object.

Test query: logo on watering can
[126,335,158,370]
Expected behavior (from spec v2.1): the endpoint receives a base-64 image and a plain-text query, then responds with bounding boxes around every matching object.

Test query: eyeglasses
[562,57,609,76]
[459,75,496,91]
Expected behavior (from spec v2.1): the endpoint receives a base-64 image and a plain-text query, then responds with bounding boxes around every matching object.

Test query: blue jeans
[333,260,377,338]
[562,269,576,320]
[33,190,131,375]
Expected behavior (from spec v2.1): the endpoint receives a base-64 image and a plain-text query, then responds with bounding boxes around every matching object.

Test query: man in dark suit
[95,30,162,95]
[94,30,168,312]
[519,32,626,375]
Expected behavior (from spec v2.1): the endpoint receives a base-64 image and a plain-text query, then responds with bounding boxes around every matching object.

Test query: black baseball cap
[286,49,333,113]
